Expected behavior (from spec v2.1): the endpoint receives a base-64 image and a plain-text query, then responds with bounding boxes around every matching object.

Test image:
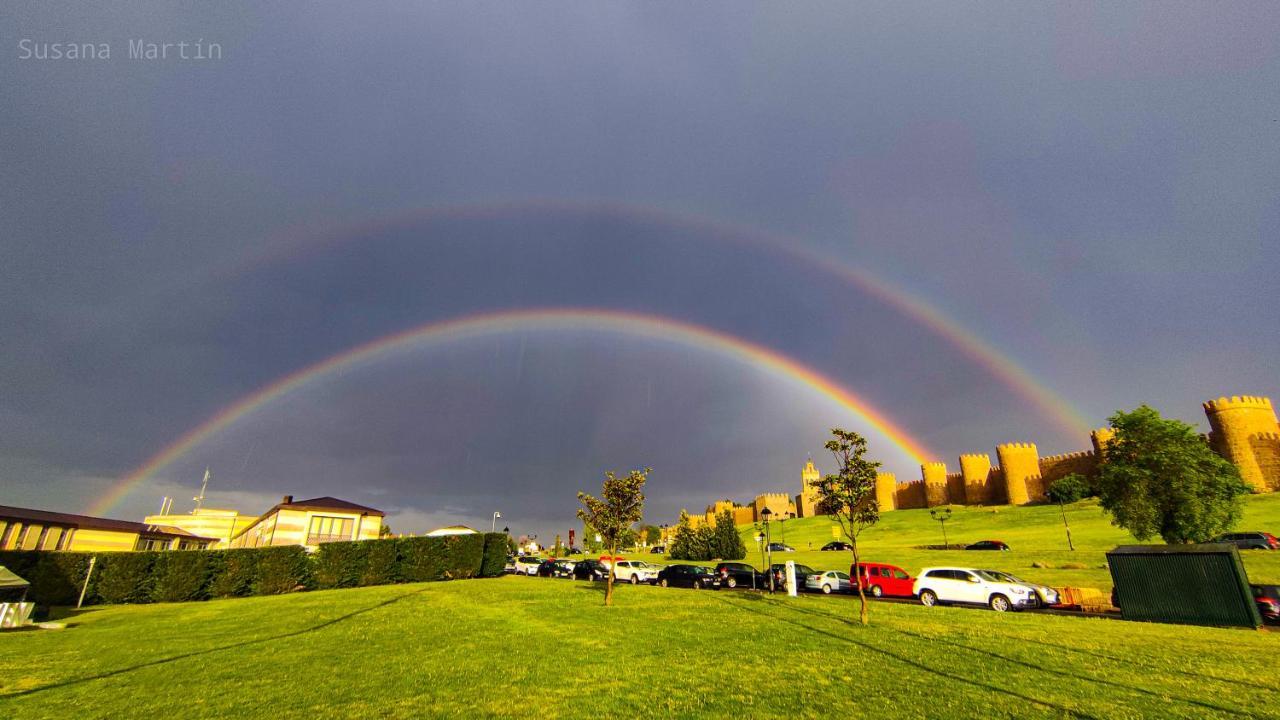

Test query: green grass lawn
[2,577,1276,719]
[641,494,1280,591]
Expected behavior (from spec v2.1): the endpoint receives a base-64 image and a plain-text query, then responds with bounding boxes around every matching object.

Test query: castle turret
[875,472,897,511]
[1090,427,1115,456]
[997,442,1041,505]
[921,462,949,507]
[798,459,822,517]
[1204,396,1280,492]
[959,453,993,505]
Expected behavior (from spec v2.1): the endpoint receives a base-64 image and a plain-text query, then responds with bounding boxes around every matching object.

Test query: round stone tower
[875,472,897,512]
[921,462,949,507]
[996,442,1040,505]
[1203,396,1279,492]
[959,453,993,504]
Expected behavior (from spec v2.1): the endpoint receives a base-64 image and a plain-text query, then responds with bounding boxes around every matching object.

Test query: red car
[1252,585,1280,624]
[851,562,914,598]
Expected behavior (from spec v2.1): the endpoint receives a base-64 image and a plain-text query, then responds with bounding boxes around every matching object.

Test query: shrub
[209,549,257,598]
[151,551,214,603]
[0,550,93,606]
[398,534,484,582]
[479,533,508,578]
[1047,474,1090,505]
[251,546,311,595]
[361,539,399,586]
[314,541,368,590]
[95,553,157,604]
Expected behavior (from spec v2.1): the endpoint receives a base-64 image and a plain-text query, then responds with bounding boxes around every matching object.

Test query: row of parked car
[507,553,1063,613]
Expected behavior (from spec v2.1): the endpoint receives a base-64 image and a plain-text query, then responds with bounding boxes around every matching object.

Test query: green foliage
[95,553,157,604]
[398,534,485,582]
[577,467,649,605]
[712,510,747,560]
[480,533,509,578]
[815,427,883,624]
[209,549,258,598]
[1097,405,1252,544]
[363,538,401,585]
[251,546,312,595]
[641,525,661,545]
[0,551,92,606]
[150,551,215,603]
[314,541,368,589]
[1047,473,1091,505]
[668,511,697,560]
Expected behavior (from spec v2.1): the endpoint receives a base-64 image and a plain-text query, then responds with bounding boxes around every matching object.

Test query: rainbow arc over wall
[89,308,933,515]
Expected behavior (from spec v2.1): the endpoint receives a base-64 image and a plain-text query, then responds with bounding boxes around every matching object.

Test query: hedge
[0,532,508,608]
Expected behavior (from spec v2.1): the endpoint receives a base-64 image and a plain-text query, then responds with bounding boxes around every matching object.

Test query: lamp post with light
[491,511,502,533]
[761,507,774,593]
[930,507,952,549]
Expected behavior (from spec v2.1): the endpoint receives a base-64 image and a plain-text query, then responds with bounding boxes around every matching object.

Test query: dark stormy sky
[2,3,1277,539]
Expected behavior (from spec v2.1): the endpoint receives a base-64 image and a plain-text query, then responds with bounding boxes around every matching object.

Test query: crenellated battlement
[1204,395,1273,412]
[959,453,991,460]
[996,442,1039,452]
[1040,450,1094,463]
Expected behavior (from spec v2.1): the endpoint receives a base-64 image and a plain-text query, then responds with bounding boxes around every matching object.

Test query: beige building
[0,505,215,552]
[142,507,257,547]
[226,496,383,550]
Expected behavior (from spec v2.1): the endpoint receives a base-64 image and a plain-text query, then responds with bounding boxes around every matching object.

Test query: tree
[1047,473,1090,505]
[1096,405,1251,544]
[812,428,882,625]
[641,525,662,546]
[582,522,603,553]
[379,523,393,538]
[712,510,746,560]
[577,467,649,606]
[668,511,696,560]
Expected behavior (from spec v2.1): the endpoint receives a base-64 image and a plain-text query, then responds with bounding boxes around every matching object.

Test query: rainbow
[89,308,933,515]
[224,198,1092,437]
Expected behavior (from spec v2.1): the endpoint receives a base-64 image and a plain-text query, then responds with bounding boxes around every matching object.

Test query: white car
[612,560,660,584]
[912,567,1041,612]
[514,556,542,576]
[978,570,1060,606]
[805,570,852,594]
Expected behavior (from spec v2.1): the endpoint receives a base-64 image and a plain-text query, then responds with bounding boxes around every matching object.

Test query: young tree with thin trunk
[812,428,881,625]
[577,467,649,606]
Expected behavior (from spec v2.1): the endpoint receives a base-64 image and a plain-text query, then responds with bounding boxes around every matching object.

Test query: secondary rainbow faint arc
[90,308,933,515]
[226,198,1092,438]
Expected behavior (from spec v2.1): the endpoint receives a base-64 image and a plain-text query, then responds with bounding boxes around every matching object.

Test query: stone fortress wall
[680,394,1280,525]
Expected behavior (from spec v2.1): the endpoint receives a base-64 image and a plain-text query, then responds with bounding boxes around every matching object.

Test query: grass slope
[694,493,1280,590]
[1,578,1276,719]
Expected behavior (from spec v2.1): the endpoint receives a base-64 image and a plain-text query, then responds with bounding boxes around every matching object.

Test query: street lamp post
[929,507,952,549]
[754,530,765,590]
[491,511,502,533]
[761,507,774,594]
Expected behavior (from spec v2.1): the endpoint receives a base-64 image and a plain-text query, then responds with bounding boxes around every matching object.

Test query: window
[306,515,355,545]
[57,528,75,550]
[892,569,910,580]
[0,522,12,549]
[41,526,63,551]
[136,536,172,551]
[14,524,32,550]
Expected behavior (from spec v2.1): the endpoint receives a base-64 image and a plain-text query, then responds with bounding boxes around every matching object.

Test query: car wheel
[727,577,737,589]
[630,574,639,585]
[989,594,1011,612]
[693,581,702,590]
[660,578,669,588]
[821,584,832,594]
[919,590,937,607]
[870,585,883,598]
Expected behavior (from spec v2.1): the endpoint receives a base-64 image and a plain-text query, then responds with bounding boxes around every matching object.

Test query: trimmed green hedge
[0,532,507,608]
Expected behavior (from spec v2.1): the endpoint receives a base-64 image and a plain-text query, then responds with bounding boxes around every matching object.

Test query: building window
[41,526,64,551]
[306,515,355,545]
[56,528,75,551]
[15,524,32,550]
[0,522,11,549]
[135,536,172,552]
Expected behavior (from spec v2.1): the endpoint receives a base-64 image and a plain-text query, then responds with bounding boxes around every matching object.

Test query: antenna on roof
[193,468,210,513]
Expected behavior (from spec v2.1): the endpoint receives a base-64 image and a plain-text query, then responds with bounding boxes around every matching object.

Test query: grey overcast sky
[1,2,1277,539]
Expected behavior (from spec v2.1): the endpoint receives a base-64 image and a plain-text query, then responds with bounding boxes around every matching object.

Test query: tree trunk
[851,539,869,625]
[605,542,615,606]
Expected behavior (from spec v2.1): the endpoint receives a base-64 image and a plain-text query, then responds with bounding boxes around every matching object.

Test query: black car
[768,563,819,590]
[714,562,765,589]
[655,564,720,589]
[821,541,852,551]
[572,559,609,581]
[767,542,795,552]
[536,559,572,578]
[650,545,666,554]
[965,540,1011,551]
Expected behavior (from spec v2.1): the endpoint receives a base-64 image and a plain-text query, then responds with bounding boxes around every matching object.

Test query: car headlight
[1010,587,1027,594]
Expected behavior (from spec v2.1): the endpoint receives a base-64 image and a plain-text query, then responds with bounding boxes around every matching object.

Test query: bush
[209,549,258,598]
[0,551,93,606]
[314,541,368,590]
[251,546,311,595]
[1047,474,1090,505]
[151,552,215,603]
[361,539,399,586]
[398,534,484,582]
[95,553,157,604]
[479,533,508,578]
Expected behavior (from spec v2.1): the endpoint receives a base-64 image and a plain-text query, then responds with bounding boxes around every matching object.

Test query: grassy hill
[698,493,1280,590]
[2,577,1277,719]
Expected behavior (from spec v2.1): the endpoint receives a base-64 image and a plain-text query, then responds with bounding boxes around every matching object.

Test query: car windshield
[834,572,850,580]
[977,570,1021,583]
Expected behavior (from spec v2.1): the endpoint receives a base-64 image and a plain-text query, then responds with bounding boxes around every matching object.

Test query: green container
[1107,543,1261,628]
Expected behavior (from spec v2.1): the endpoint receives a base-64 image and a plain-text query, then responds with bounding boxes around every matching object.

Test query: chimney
[282,495,294,504]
